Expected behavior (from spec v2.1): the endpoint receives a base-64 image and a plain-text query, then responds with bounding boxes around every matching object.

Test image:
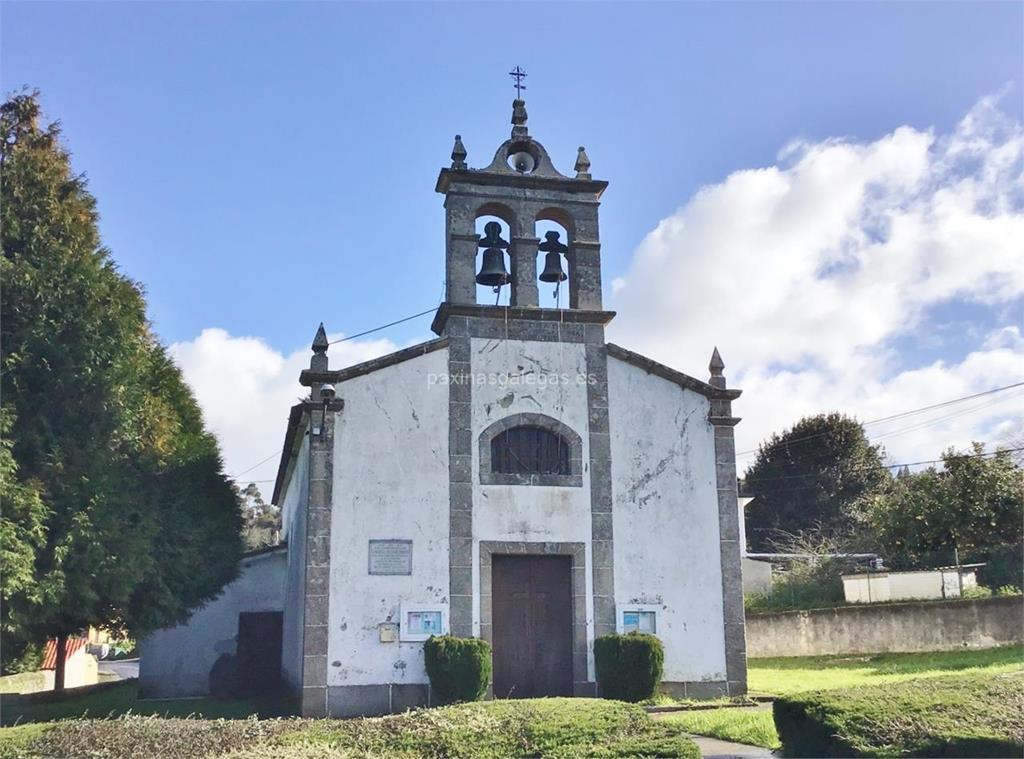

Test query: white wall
[607,357,727,683]
[742,558,773,595]
[843,569,979,603]
[281,432,310,694]
[328,349,450,688]
[139,549,286,698]
[470,338,595,671]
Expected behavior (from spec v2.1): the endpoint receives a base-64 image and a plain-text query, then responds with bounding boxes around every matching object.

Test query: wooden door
[492,555,573,698]
[236,611,283,697]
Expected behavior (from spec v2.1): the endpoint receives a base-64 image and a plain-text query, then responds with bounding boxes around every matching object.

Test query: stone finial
[451,134,467,170]
[310,323,329,372]
[511,99,528,139]
[574,146,591,179]
[709,346,726,389]
[312,323,329,354]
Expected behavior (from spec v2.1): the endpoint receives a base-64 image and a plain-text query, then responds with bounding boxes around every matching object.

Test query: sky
[4,1,1023,494]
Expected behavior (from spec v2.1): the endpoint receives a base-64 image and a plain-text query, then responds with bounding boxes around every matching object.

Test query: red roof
[40,637,88,670]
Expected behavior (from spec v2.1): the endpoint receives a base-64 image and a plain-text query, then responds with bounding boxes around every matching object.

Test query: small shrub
[963,585,992,599]
[995,584,1022,596]
[594,632,664,702]
[423,635,491,705]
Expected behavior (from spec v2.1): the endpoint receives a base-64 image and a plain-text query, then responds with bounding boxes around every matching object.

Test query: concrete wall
[746,596,1024,657]
[607,357,729,689]
[281,432,310,695]
[139,549,286,698]
[327,348,449,709]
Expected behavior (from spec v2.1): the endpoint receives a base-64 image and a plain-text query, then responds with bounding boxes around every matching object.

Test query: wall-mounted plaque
[368,539,413,575]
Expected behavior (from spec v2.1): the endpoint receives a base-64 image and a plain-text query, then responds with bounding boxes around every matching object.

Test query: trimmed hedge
[594,632,664,702]
[423,635,491,705]
[0,699,702,758]
[774,671,1024,757]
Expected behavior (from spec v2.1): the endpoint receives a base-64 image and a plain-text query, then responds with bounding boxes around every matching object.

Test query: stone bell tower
[431,95,613,336]
[431,86,620,645]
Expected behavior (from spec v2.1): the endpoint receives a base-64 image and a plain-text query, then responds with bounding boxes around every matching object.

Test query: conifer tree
[1,91,242,686]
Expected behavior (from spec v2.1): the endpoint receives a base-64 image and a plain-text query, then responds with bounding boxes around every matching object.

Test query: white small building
[36,638,97,692]
[842,566,980,603]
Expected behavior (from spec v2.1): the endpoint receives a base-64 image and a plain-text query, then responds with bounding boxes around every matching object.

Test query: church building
[140,93,747,718]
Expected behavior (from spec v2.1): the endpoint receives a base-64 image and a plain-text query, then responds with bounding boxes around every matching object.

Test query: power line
[736,381,1024,458]
[327,306,438,345]
[743,445,1023,487]
[229,450,282,479]
[228,301,444,479]
[867,389,1024,444]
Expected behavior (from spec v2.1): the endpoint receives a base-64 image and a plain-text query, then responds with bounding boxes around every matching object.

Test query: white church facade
[140,97,747,717]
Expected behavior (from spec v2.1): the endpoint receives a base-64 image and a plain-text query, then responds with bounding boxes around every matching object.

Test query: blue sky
[4,2,1022,485]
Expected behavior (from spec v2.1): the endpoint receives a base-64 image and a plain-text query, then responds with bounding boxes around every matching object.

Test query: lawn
[656,707,780,750]
[774,671,1024,757]
[0,681,278,726]
[0,698,700,759]
[748,643,1024,695]
[656,645,1024,750]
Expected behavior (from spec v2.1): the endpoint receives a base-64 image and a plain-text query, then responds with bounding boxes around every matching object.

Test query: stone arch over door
[478,412,584,487]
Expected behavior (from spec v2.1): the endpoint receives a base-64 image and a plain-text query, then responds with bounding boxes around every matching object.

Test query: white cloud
[608,95,1024,471]
[169,329,400,494]
[172,97,1023,491]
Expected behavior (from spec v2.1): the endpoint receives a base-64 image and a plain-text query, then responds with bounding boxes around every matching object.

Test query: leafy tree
[237,482,281,551]
[859,443,1023,574]
[1,91,243,687]
[744,413,890,552]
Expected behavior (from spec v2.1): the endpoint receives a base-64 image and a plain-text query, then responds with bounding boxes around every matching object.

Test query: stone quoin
[139,93,747,716]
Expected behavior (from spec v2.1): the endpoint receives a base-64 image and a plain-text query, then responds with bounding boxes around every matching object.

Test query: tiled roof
[40,637,89,670]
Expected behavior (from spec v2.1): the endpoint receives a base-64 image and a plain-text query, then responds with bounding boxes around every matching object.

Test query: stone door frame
[478,540,592,695]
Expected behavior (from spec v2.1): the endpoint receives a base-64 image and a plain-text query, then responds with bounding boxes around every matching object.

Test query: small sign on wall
[368,539,413,575]
[619,604,660,634]
[399,603,448,642]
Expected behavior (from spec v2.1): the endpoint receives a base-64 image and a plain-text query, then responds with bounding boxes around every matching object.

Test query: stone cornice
[436,167,608,198]
[605,343,742,401]
[299,337,450,386]
[431,302,616,335]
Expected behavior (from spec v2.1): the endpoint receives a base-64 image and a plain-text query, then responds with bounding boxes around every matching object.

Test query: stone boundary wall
[746,596,1023,658]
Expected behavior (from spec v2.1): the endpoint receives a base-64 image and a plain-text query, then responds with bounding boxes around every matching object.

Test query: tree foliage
[857,443,1023,573]
[1,91,243,677]
[744,413,890,552]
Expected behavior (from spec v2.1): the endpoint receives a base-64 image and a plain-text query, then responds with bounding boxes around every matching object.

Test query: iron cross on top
[509,66,527,98]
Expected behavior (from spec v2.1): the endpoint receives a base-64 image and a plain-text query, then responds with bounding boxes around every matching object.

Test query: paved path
[690,735,776,759]
[98,658,139,681]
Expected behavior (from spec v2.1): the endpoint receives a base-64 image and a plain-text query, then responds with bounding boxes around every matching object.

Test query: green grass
[749,643,1024,695]
[0,671,46,695]
[655,707,780,750]
[1,681,279,726]
[0,699,700,759]
[774,671,1024,757]
[655,646,1024,751]
[0,724,53,759]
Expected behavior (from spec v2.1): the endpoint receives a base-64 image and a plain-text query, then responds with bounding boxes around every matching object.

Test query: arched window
[478,413,583,487]
[491,425,570,476]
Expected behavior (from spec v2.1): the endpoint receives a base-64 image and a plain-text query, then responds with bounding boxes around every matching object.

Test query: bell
[476,247,510,287]
[539,251,567,283]
[538,230,568,283]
